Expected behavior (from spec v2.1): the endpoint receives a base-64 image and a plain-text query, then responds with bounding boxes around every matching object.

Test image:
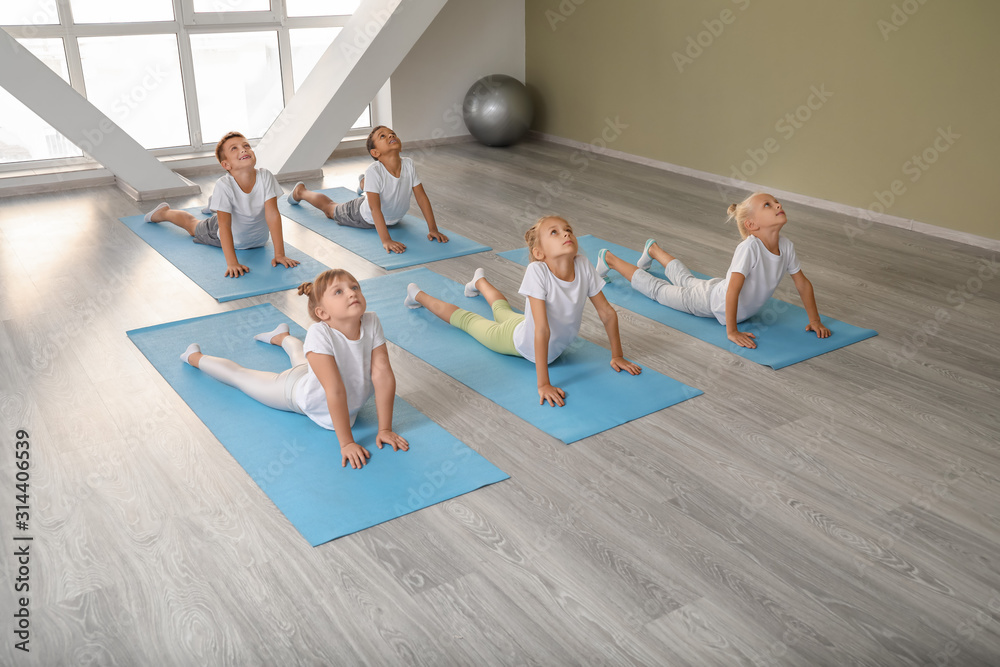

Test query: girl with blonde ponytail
[179,269,407,469]
[596,193,830,349]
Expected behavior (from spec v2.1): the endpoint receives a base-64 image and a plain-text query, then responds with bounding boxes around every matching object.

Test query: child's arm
[366,192,407,254]
[370,343,409,452]
[306,351,370,469]
[589,293,641,375]
[412,184,449,243]
[528,296,566,407]
[725,272,757,349]
[791,270,831,338]
[216,211,249,278]
[264,197,300,269]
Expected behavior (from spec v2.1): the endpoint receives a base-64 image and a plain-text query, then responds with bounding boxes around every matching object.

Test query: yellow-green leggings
[448,299,524,357]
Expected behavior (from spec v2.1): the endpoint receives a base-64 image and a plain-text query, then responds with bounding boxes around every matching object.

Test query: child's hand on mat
[806,321,831,339]
[225,262,250,278]
[376,429,409,452]
[382,239,407,254]
[727,330,757,349]
[538,384,566,407]
[341,442,371,469]
[272,255,300,269]
[611,356,642,375]
[427,230,449,243]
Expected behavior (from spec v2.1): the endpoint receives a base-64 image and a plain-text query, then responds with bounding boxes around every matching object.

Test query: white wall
[390,0,525,142]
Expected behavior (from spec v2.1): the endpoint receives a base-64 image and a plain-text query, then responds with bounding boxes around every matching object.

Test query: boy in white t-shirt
[597,193,831,349]
[180,269,408,470]
[145,131,300,278]
[287,126,448,255]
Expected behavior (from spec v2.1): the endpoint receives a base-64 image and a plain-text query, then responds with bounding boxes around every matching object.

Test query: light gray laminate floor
[1,140,998,666]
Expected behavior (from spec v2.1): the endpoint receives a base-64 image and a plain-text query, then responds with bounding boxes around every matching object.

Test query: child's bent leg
[474,277,507,306]
[646,242,676,271]
[630,270,689,312]
[631,267,715,317]
[409,284,460,322]
[449,308,522,356]
[603,250,641,282]
[281,336,306,367]
[196,355,295,411]
[663,259,710,289]
[149,206,200,236]
[295,188,338,218]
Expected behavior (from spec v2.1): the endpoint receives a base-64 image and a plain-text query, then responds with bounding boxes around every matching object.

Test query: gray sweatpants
[630,259,721,318]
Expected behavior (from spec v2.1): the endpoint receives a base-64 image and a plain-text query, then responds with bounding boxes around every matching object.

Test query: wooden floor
[2,140,999,666]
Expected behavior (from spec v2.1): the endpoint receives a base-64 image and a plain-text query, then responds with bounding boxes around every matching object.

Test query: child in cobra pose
[145,131,300,278]
[179,269,408,469]
[404,215,641,407]
[596,192,831,349]
[287,126,448,255]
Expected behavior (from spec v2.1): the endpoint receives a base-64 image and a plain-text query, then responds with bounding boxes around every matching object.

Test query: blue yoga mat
[120,208,329,303]
[127,304,508,546]
[278,187,491,270]
[361,268,702,444]
[499,236,878,370]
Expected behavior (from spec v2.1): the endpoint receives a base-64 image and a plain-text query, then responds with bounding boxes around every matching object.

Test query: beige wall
[526,0,999,241]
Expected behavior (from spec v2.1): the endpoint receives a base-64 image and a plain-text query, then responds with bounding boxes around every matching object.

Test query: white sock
[637,239,656,271]
[144,202,169,223]
[464,268,486,297]
[254,323,289,344]
[595,249,610,281]
[180,343,201,365]
[287,182,304,206]
[404,283,422,309]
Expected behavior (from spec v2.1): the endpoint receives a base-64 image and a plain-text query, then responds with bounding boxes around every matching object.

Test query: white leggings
[197,336,308,414]
[630,259,722,318]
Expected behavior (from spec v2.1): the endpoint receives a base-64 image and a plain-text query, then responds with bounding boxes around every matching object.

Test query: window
[69,0,174,24]
[190,31,283,141]
[1,1,377,167]
[0,39,81,162]
[78,35,189,149]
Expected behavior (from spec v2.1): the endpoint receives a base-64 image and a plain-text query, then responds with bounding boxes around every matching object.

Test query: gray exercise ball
[462,75,533,147]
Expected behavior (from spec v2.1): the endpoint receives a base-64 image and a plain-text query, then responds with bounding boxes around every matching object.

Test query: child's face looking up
[316,278,367,323]
[219,136,256,172]
[533,217,577,261]
[369,127,401,159]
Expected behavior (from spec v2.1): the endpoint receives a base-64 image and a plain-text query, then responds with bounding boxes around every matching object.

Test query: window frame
[0,0,374,171]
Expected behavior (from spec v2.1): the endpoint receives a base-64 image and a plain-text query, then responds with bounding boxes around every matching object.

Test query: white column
[255,0,449,178]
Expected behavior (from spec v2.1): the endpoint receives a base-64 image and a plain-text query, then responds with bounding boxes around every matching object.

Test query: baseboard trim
[528,131,1000,252]
[0,168,115,198]
[116,174,201,203]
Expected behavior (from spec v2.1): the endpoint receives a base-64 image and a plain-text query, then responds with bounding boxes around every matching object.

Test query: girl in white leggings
[180,269,408,469]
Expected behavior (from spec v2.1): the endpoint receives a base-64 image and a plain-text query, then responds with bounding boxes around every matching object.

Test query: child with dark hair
[288,126,448,254]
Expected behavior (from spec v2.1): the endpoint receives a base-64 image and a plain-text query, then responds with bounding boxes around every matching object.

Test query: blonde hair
[215,131,245,164]
[524,215,572,260]
[726,192,766,240]
[297,269,358,322]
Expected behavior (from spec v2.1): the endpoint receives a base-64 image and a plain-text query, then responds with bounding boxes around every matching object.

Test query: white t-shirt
[513,254,604,363]
[360,157,421,226]
[208,168,284,249]
[294,313,386,431]
[709,235,801,324]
